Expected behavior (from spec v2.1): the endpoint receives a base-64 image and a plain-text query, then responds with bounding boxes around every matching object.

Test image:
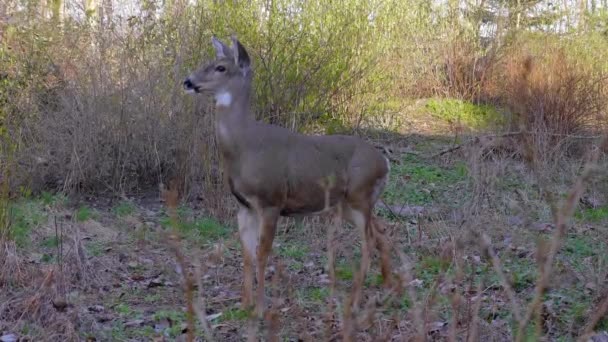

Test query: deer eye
[215,65,226,72]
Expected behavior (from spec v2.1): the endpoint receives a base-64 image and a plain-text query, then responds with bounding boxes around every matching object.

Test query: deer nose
[183,78,194,90]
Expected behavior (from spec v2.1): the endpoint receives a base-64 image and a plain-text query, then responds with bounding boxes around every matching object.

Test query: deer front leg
[237,207,258,311]
[255,208,279,317]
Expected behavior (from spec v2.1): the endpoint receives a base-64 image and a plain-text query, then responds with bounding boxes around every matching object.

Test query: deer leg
[344,206,373,310]
[237,206,258,311]
[255,208,279,317]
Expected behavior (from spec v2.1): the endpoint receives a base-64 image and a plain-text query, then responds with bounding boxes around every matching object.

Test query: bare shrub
[501,45,607,159]
[439,35,501,103]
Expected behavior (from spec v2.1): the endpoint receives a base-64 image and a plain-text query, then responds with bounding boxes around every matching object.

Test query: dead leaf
[131,274,145,281]
[0,334,17,342]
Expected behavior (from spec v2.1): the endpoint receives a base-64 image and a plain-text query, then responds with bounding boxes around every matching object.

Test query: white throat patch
[215,91,232,107]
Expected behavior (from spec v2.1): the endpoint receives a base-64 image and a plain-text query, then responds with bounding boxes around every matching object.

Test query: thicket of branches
[0,0,607,200]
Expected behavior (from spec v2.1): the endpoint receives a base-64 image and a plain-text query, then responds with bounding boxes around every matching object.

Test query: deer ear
[211,36,232,59]
[231,35,251,75]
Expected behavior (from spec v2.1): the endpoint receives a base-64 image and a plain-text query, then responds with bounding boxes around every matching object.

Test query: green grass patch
[85,241,105,257]
[307,287,330,302]
[383,154,468,206]
[562,234,608,275]
[41,253,56,263]
[153,309,185,322]
[336,264,354,281]
[144,293,162,303]
[279,243,308,260]
[40,236,60,248]
[220,308,250,321]
[113,201,136,218]
[415,255,451,284]
[575,206,608,222]
[508,259,537,292]
[8,199,47,247]
[131,326,155,338]
[40,191,67,207]
[295,287,330,306]
[75,206,93,222]
[425,98,505,130]
[160,213,229,244]
[114,303,133,316]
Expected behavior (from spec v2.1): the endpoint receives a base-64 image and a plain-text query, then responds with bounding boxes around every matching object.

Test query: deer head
[183,36,252,106]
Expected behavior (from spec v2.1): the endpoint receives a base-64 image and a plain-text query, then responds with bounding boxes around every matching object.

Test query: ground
[1,101,608,341]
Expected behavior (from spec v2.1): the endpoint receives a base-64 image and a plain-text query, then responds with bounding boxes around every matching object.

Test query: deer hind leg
[237,206,258,310]
[255,207,279,317]
[344,205,374,309]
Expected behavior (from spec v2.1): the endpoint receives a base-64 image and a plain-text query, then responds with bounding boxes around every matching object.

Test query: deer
[183,36,394,317]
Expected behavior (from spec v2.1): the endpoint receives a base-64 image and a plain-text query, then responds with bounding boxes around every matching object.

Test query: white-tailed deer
[183,36,393,316]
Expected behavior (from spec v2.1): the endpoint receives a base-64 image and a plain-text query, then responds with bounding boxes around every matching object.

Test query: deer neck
[214,86,252,155]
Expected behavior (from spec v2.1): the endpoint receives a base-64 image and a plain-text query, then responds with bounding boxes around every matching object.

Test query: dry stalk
[54,216,66,300]
[14,268,54,325]
[246,315,258,342]
[479,233,522,322]
[516,136,608,342]
[395,249,425,342]
[193,256,215,342]
[72,222,89,288]
[163,185,195,342]
[265,261,282,342]
[577,290,608,341]
[448,243,464,342]
[466,281,484,342]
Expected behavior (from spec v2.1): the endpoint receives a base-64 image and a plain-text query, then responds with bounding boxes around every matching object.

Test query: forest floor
[2,104,608,341]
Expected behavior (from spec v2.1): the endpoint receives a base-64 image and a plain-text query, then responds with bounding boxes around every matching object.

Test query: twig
[163,185,195,342]
[193,257,215,342]
[167,233,195,342]
[395,249,425,342]
[479,233,522,322]
[466,281,483,342]
[577,290,608,341]
[430,144,464,158]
